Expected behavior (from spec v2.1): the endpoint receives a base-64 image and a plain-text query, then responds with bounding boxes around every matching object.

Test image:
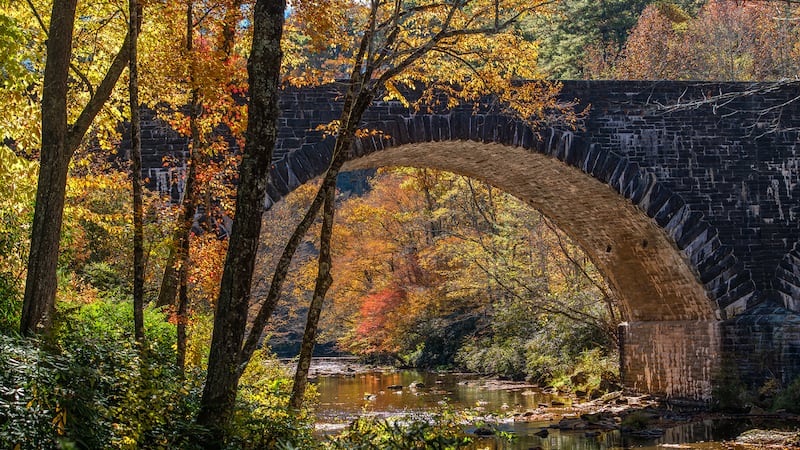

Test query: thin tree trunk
[238,94,360,365]
[281,87,374,410]
[195,0,285,444]
[129,0,145,345]
[156,1,200,315]
[238,86,374,367]
[174,17,203,369]
[156,246,179,307]
[289,181,336,410]
[20,0,77,336]
[177,258,189,371]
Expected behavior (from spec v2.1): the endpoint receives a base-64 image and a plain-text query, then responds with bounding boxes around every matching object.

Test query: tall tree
[20,0,133,335]
[130,0,145,345]
[195,0,286,444]
[19,0,78,335]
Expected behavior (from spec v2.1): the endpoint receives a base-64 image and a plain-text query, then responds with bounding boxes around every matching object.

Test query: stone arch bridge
[135,80,800,400]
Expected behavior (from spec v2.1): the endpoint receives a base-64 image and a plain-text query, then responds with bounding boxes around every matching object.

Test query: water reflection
[309,364,787,449]
[314,370,568,425]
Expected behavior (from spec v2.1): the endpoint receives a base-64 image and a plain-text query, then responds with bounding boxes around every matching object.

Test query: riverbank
[444,377,800,447]
[303,359,800,448]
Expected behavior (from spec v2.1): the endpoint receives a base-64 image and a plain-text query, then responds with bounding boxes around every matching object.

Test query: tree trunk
[20,0,77,336]
[174,0,202,370]
[195,0,285,444]
[289,181,336,410]
[156,2,200,311]
[283,87,374,409]
[155,246,180,308]
[177,258,189,371]
[21,3,134,336]
[129,0,145,344]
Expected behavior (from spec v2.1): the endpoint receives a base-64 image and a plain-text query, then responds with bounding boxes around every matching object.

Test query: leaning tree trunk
[286,86,374,409]
[20,0,77,336]
[195,0,285,445]
[289,181,336,410]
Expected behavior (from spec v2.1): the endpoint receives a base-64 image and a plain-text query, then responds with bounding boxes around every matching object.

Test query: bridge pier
[621,309,800,402]
[619,320,720,401]
[720,304,800,391]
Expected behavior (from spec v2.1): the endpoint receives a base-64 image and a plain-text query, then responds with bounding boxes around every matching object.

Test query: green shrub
[228,348,316,449]
[0,335,66,449]
[456,337,527,379]
[0,298,206,449]
[772,376,800,413]
[0,272,21,334]
[324,411,474,450]
[80,261,128,295]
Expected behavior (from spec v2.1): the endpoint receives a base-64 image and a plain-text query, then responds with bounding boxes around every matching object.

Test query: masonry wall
[558,81,800,313]
[128,80,800,398]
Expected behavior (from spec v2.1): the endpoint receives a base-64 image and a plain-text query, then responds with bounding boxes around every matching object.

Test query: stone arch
[266,112,755,324]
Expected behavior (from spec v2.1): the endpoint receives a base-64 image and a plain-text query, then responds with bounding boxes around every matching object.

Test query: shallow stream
[305,358,795,449]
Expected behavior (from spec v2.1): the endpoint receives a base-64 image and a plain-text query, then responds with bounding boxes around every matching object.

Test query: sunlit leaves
[0,3,43,156]
[283,0,568,125]
[0,147,37,310]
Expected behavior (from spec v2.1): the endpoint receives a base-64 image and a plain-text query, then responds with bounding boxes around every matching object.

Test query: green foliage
[0,298,204,449]
[227,349,317,449]
[324,410,474,450]
[521,0,651,78]
[455,316,618,390]
[0,12,26,81]
[80,261,128,296]
[0,296,333,449]
[456,337,527,380]
[0,334,66,449]
[0,271,20,334]
[771,376,800,414]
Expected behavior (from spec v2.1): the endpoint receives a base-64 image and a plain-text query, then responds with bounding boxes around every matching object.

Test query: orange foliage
[188,233,229,309]
[615,0,800,81]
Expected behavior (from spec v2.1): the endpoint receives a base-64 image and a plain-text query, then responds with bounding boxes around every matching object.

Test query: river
[305,358,796,449]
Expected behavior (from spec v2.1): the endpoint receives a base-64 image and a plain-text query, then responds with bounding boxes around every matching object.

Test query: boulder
[570,372,588,385]
[473,426,495,436]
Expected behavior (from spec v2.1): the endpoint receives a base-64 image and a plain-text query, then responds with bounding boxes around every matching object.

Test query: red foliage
[353,286,406,353]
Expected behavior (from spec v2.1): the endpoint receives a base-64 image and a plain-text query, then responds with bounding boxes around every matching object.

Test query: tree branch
[67,30,132,152]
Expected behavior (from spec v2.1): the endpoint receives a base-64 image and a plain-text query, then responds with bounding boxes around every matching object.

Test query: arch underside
[343,141,716,323]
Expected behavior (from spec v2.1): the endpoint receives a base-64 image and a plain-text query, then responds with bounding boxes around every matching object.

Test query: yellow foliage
[284,0,570,126]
